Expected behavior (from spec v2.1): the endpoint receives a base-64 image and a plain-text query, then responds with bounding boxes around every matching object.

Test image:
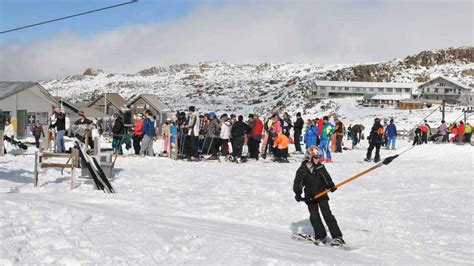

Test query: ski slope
[1,139,473,264]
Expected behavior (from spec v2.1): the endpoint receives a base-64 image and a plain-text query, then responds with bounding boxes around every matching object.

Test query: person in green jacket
[318,116,335,162]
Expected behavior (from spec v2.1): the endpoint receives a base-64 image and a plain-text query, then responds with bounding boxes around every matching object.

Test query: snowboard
[77,141,115,193]
[291,233,355,251]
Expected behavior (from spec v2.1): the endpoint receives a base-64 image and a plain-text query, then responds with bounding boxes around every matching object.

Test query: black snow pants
[366,142,381,161]
[307,200,342,240]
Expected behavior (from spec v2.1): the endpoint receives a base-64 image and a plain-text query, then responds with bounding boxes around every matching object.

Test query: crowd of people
[1,105,472,159]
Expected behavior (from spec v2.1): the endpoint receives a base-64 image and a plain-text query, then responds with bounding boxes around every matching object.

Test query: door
[17,110,27,139]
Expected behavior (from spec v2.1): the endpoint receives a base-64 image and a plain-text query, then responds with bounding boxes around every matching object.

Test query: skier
[437,120,449,143]
[282,112,293,138]
[112,113,125,155]
[420,123,429,144]
[412,126,422,146]
[4,119,15,140]
[293,146,344,247]
[205,112,220,160]
[319,116,334,163]
[30,122,45,149]
[230,115,251,164]
[365,118,384,162]
[464,122,472,144]
[161,118,172,155]
[248,114,263,160]
[272,132,289,163]
[219,114,231,159]
[385,119,397,150]
[334,119,345,153]
[350,124,364,149]
[304,119,318,149]
[72,111,94,149]
[293,112,304,153]
[261,115,275,159]
[49,106,66,153]
[133,114,144,155]
[457,121,465,143]
[182,106,200,161]
[139,110,156,157]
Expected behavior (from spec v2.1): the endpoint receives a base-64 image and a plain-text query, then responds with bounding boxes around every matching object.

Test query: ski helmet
[305,145,321,160]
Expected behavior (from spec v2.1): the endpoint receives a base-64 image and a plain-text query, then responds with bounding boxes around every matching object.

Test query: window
[345,87,349,91]
[338,87,342,91]
[405,88,411,93]
[396,88,402,93]
[331,86,335,91]
[378,88,384,92]
[370,88,375,92]
[386,88,393,92]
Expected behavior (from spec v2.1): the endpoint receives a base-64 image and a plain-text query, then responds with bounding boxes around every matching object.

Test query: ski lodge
[309,76,473,105]
[0,82,58,139]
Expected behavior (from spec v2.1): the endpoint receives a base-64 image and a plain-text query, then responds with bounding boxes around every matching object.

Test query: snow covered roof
[314,80,421,89]
[89,93,128,112]
[81,107,109,118]
[0,82,40,100]
[419,76,471,90]
[128,94,171,112]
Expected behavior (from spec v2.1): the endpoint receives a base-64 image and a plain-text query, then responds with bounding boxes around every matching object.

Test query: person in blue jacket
[385,119,397,150]
[304,119,318,149]
[139,110,156,156]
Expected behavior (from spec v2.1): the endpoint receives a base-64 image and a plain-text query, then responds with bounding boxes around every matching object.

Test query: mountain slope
[41,47,473,114]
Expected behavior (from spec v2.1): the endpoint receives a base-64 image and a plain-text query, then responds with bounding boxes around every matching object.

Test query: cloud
[1,0,472,81]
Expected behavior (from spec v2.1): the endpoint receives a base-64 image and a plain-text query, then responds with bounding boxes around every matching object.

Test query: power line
[0,0,139,34]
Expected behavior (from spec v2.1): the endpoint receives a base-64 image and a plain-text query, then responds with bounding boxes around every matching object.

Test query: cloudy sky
[0,0,472,81]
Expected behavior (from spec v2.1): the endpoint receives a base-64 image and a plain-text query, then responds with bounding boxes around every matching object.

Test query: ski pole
[305,146,416,202]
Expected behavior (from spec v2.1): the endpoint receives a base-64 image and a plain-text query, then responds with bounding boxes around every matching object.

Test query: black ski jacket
[231,121,251,138]
[368,122,384,144]
[293,161,335,201]
[294,118,304,134]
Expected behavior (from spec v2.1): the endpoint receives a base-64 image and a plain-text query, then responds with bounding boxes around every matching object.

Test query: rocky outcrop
[83,68,104,76]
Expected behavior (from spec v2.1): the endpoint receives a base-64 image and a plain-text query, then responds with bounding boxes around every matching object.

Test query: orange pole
[312,163,383,200]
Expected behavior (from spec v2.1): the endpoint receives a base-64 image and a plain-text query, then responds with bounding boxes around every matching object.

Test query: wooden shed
[398,100,425,110]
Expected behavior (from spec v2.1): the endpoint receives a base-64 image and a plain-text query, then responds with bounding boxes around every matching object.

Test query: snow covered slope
[1,141,473,264]
[40,47,473,114]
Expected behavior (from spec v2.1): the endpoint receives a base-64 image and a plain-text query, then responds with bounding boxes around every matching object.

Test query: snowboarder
[293,146,344,247]
[365,118,384,162]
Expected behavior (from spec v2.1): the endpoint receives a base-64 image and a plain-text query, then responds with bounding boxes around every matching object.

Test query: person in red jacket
[248,114,263,159]
[450,124,458,143]
[317,117,323,146]
[133,113,144,155]
[419,124,429,144]
[457,121,465,143]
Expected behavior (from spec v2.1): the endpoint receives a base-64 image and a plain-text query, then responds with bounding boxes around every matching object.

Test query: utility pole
[441,100,445,121]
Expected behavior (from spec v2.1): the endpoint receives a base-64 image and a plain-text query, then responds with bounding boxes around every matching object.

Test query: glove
[330,186,337,193]
[295,194,302,202]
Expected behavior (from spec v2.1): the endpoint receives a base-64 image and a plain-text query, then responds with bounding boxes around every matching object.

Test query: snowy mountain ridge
[40,47,473,114]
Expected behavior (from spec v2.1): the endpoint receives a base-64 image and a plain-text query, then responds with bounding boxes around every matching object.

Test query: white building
[417,76,472,105]
[309,80,420,100]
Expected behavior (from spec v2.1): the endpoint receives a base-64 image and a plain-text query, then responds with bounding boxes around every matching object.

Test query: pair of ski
[76,141,115,193]
[291,233,355,251]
